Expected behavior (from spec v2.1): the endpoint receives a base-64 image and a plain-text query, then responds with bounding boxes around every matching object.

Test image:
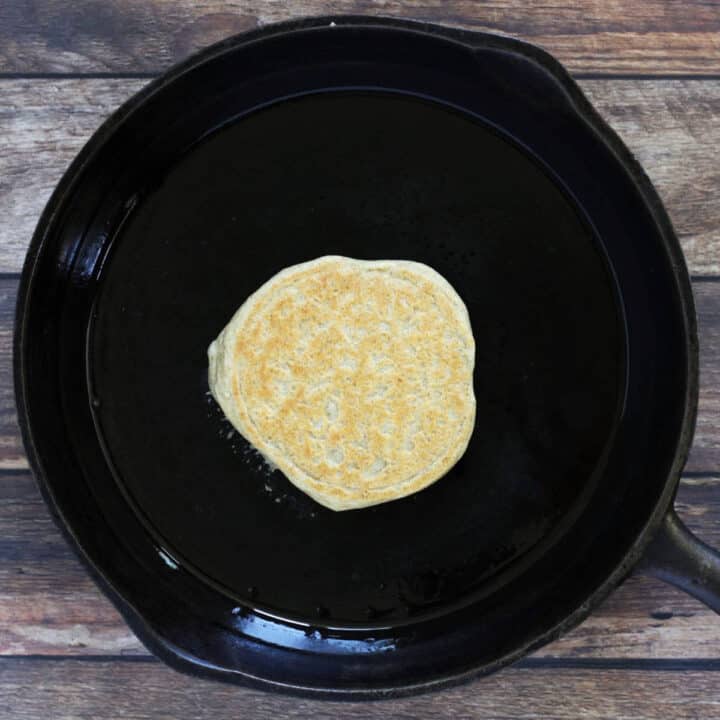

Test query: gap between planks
[3,655,720,671]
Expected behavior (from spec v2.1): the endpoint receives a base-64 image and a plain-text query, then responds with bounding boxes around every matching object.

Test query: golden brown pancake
[208,256,475,510]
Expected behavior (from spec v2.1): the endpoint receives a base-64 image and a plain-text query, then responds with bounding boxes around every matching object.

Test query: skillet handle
[639,509,720,613]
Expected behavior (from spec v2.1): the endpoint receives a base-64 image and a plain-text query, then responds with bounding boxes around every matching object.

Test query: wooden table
[2,2,720,717]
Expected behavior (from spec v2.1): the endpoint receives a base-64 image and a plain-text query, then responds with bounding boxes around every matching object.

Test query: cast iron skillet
[14,15,720,698]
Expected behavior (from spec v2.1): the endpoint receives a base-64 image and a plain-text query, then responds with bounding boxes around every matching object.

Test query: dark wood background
[2,2,720,717]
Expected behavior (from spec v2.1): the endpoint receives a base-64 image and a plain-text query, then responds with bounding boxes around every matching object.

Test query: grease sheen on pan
[208,256,476,511]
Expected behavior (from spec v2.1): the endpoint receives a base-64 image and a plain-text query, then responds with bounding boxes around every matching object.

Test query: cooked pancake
[208,256,476,511]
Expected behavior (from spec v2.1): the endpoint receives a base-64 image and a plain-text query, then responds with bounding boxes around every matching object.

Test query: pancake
[208,256,476,511]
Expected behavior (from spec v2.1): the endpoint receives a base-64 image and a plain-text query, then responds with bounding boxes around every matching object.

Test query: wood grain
[3,471,720,658]
[6,277,720,472]
[583,80,720,278]
[3,659,720,719]
[0,282,19,470]
[1,1,720,75]
[2,78,720,275]
[0,473,141,656]
[694,281,720,471]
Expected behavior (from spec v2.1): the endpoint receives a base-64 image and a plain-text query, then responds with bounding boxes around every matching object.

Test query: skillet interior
[92,91,624,625]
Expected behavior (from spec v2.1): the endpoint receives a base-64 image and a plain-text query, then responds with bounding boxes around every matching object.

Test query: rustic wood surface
[1,0,720,75]
[4,661,720,720]
[2,2,720,718]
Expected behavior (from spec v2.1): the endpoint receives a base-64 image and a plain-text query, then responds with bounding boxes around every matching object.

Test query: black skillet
[15,15,720,698]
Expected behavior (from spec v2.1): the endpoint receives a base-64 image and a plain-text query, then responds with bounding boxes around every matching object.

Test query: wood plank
[0,80,142,279]
[6,270,720,472]
[581,81,720,278]
[693,282,720,472]
[0,281,20,470]
[0,473,142,656]
[2,659,720,719]
[3,469,720,658]
[2,79,720,275]
[1,1,720,75]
